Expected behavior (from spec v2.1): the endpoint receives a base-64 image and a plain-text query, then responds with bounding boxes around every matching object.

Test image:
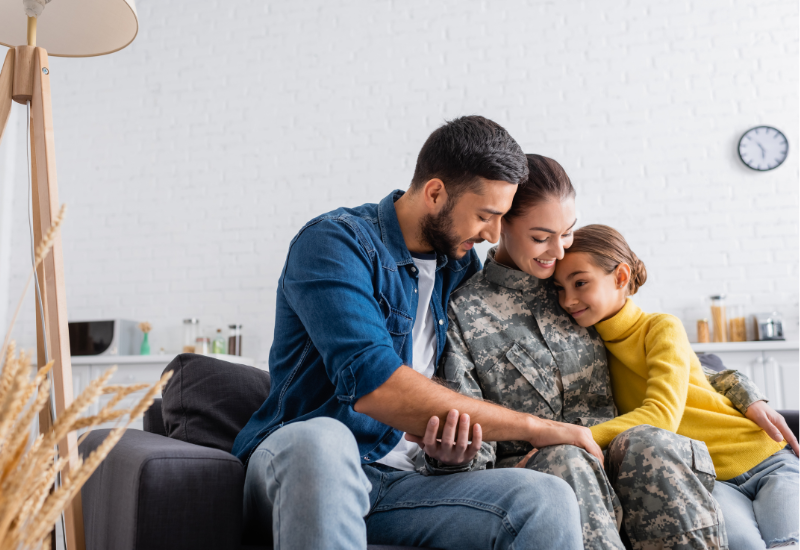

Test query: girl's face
[496,197,577,279]
[553,252,629,327]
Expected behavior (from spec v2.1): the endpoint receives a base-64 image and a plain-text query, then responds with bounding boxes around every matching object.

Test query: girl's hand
[514,448,538,468]
[745,401,799,456]
[406,410,483,466]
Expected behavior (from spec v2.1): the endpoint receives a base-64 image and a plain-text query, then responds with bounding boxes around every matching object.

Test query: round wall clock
[738,126,788,171]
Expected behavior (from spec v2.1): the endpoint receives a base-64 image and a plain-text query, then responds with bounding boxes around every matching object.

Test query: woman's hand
[529,417,604,466]
[745,401,799,455]
[406,410,483,466]
[514,448,538,468]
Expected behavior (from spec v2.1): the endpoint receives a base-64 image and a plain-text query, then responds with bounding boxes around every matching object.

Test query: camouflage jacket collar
[483,248,542,292]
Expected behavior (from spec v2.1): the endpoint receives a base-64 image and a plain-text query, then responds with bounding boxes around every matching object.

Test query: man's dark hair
[409,116,529,198]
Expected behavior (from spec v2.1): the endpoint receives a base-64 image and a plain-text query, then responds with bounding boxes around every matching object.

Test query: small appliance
[754,312,785,341]
[68,319,140,356]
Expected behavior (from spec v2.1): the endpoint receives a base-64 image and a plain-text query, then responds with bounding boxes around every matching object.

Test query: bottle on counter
[710,295,727,343]
[183,318,200,353]
[697,319,710,343]
[228,324,243,356]
[728,305,747,342]
[195,336,210,355]
[212,329,227,355]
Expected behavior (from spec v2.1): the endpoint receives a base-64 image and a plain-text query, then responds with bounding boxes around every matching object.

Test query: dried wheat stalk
[0,345,172,549]
[0,203,175,549]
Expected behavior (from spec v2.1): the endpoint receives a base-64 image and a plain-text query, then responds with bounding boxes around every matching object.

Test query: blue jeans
[243,417,583,550]
[712,447,799,549]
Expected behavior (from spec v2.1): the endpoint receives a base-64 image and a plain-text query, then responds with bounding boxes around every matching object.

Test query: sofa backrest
[160,353,272,453]
[143,398,167,436]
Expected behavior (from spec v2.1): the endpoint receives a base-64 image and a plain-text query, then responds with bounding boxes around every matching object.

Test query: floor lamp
[0,1,138,549]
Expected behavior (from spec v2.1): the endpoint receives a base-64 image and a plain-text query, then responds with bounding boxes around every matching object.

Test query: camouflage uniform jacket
[439,249,766,470]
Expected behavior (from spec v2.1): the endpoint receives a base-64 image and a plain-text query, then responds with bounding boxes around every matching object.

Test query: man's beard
[419,199,463,258]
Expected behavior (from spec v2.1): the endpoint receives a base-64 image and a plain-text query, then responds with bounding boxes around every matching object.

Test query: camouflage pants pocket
[607,425,727,550]
[690,439,717,494]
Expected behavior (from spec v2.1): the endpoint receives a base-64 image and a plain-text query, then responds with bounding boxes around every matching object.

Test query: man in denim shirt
[233,116,599,550]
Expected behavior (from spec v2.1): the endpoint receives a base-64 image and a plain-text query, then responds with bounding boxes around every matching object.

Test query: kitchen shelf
[70,353,255,367]
[691,341,798,353]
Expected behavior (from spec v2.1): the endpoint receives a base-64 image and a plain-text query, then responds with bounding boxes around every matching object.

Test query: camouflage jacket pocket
[503,343,561,417]
[690,439,717,493]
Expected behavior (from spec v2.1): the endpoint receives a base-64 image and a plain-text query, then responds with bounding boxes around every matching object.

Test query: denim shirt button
[438,319,444,325]
[410,266,417,272]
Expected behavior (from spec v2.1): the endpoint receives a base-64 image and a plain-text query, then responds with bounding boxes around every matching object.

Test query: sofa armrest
[80,429,245,550]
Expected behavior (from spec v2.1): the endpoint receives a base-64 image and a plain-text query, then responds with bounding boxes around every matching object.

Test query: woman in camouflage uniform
[440,155,769,550]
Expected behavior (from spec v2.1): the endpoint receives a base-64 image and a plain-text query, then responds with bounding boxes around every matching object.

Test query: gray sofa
[79,354,798,550]
[79,354,435,550]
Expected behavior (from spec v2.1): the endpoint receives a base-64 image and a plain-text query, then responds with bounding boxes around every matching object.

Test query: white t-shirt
[376,252,438,471]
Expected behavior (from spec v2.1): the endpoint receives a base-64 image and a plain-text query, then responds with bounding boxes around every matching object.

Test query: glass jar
[195,336,210,355]
[211,329,227,354]
[697,319,710,343]
[710,295,727,343]
[183,318,200,353]
[228,324,242,356]
[728,305,746,342]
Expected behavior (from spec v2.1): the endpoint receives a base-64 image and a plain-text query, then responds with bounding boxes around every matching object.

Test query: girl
[553,224,799,550]
[441,155,771,550]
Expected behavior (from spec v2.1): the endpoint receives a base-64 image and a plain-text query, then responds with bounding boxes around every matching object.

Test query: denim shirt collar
[378,190,450,271]
[483,247,541,292]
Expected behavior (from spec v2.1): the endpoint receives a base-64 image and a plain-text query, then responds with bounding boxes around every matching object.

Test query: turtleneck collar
[483,247,542,292]
[594,298,643,342]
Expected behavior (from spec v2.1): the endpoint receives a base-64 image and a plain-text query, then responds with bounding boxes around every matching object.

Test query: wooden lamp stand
[0,17,83,550]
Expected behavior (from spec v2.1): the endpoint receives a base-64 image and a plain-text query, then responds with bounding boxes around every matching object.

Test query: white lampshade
[0,0,138,57]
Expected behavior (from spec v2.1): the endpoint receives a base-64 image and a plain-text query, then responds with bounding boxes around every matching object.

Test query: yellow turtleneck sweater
[588,299,785,480]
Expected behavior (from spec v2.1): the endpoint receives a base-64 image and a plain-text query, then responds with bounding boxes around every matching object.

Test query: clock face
[738,126,788,171]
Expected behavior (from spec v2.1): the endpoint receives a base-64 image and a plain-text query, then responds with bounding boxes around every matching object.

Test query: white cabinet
[691,342,799,410]
[70,354,256,432]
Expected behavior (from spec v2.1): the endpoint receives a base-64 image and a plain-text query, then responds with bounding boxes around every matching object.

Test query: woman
[552,224,798,550]
[441,154,778,550]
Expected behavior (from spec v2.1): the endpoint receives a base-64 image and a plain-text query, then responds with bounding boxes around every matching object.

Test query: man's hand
[529,418,604,466]
[745,401,799,456]
[406,409,482,466]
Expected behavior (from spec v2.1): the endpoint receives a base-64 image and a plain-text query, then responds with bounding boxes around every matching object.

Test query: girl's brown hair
[503,154,575,220]
[566,224,648,295]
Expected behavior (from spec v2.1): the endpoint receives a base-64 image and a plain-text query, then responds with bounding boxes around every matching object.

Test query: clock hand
[757,143,765,158]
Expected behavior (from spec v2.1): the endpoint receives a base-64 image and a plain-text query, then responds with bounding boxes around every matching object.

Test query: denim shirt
[232,190,481,466]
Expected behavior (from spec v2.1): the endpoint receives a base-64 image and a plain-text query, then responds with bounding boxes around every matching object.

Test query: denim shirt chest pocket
[378,292,413,358]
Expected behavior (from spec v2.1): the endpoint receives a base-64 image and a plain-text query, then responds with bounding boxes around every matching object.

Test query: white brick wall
[1,0,797,367]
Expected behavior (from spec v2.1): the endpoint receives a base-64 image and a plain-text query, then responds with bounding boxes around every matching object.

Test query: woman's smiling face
[495,197,577,279]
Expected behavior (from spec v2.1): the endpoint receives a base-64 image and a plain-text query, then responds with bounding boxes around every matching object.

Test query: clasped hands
[405,401,799,470]
[405,409,604,467]
[404,409,483,466]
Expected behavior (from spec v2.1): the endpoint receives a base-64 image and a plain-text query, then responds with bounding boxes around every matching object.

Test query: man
[232,116,596,549]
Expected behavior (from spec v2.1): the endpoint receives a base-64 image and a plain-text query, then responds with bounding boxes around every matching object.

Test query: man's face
[420,178,517,259]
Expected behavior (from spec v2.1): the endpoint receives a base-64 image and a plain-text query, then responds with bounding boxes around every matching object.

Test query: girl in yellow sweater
[553,224,799,550]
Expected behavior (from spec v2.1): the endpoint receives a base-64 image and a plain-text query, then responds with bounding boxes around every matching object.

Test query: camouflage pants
[528,425,726,550]
[528,444,625,550]
[606,425,727,550]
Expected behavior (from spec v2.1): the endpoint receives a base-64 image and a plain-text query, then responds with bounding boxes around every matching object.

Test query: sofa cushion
[697,353,725,372]
[161,353,271,453]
